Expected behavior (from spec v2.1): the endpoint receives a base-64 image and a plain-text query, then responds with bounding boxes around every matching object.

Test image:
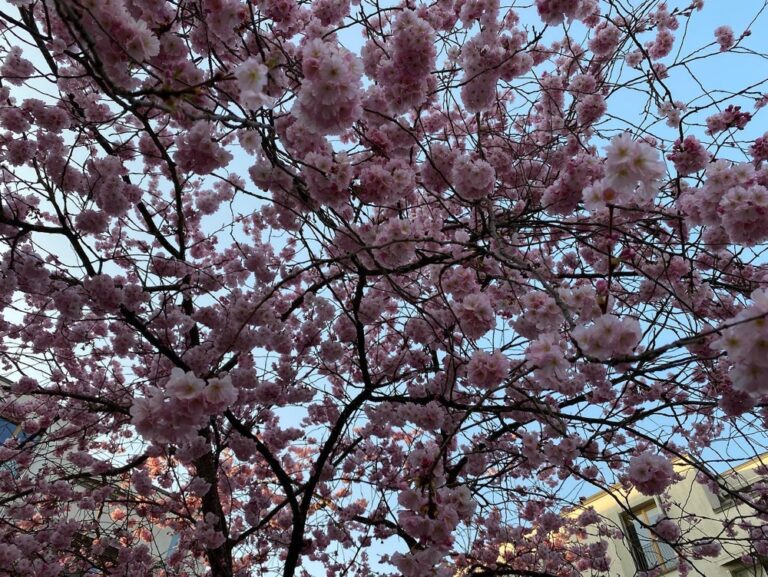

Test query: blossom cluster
[465,349,511,389]
[714,289,768,396]
[627,452,676,495]
[667,136,710,175]
[451,155,496,201]
[514,291,563,338]
[572,315,642,361]
[173,121,234,176]
[714,25,736,51]
[526,333,570,382]
[392,445,477,577]
[375,10,436,113]
[535,0,597,26]
[459,30,503,113]
[679,160,768,246]
[294,38,363,135]
[583,133,665,210]
[705,105,752,135]
[454,293,495,339]
[0,47,34,86]
[234,57,270,110]
[542,151,604,214]
[130,369,238,444]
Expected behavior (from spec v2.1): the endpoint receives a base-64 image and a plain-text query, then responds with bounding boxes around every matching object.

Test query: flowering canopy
[2,0,768,576]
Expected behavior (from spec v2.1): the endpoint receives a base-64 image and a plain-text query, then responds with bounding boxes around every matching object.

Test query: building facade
[572,455,768,577]
[0,381,183,576]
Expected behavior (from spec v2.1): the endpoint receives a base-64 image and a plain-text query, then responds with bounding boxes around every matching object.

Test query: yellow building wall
[572,458,768,577]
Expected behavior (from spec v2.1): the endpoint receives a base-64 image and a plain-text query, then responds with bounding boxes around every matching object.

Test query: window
[715,474,751,510]
[0,417,28,477]
[713,473,768,512]
[622,502,677,574]
[165,533,180,560]
[730,563,768,577]
[0,417,20,444]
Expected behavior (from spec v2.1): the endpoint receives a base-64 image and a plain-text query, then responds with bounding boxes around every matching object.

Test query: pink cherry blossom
[1,2,768,576]
[705,105,752,134]
[235,57,269,109]
[603,132,666,201]
[456,293,495,339]
[451,155,495,201]
[294,38,363,135]
[572,315,642,360]
[751,133,768,162]
[536,0,582,25]
[173,121,234,175]
[125,19,161,62]
[628,452,676,495]
[0,46,34,85]
[466,349,511,388]
[668,136,710,175]
[526,332,570,380]
[654,518,681,542]
[714,25,735,51]
[166,368,206,400]
[203,375,239,409]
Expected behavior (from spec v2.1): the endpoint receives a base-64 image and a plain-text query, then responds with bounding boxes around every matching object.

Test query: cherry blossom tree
[2,0,768,576]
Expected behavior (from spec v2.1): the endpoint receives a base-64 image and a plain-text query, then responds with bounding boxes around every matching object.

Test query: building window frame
[622,500,678,575]
[0,416,29,477]
[0,417,22,444]
[728,560,768,577]
[165,532,180,560]
[710,470,768,513]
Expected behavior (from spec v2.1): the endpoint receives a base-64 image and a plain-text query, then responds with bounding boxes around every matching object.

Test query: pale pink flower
[654,519,681,542]
[0,46,34,85]
[647,28,674,59]
[466,349,510,389]
[714,25,735,51]
[705,105,751,135]
[582,180,619,212]
[235,57,269,109]
[625,50,643,67]
[166,368,205,400]
[451,155,495,201]
[576,93,606,125]
[294,38,362,134]
[692,540,721,558]
[667,136,710,175]
[125,20,160,62]
[589,22,620,57]
[604,133,665,201]
[456,293,495,339]
[204,375,238,409]
[658,100,687,127]
[751,133,768,162]
[718,183,768,246]
[628,452,675,495]
[526,333,569,379]
[572,315,642,360]
[536,0,582,25]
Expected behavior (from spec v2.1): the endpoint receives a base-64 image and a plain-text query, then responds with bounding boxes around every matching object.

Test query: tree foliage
[1,0,768,576]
